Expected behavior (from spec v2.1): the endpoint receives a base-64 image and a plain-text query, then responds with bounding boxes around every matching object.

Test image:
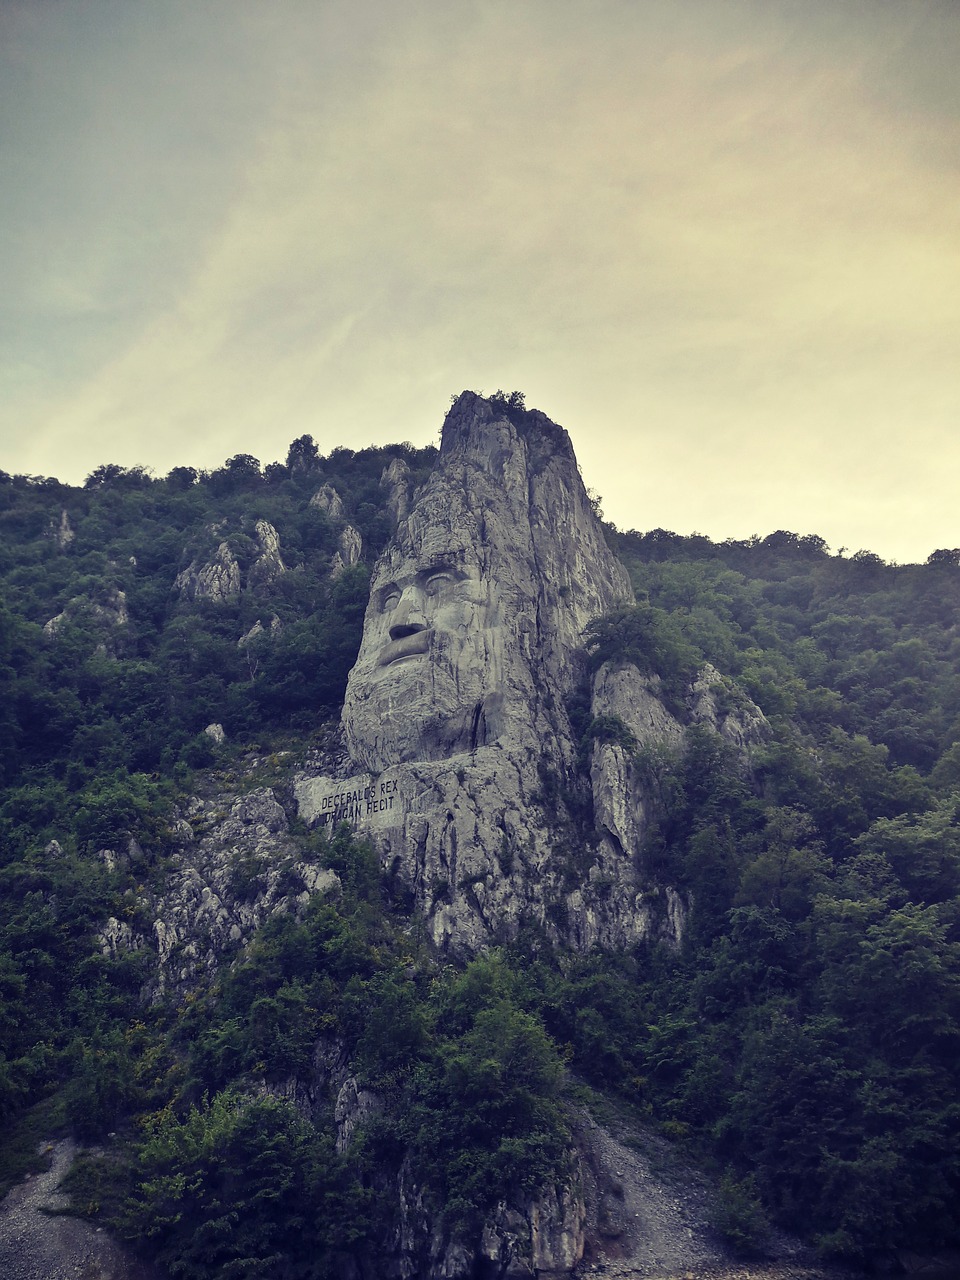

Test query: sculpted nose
[389,595,427,641]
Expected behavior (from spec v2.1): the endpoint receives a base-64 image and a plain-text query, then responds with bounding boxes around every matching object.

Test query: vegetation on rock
[1,440,960,1268]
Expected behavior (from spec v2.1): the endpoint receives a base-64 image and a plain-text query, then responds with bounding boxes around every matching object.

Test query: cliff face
[298,392,763,955]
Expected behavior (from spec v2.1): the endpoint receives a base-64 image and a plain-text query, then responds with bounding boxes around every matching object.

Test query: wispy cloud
[2,0,958,559]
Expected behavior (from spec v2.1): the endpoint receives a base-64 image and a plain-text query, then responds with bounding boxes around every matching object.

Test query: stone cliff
[297,391,765,955]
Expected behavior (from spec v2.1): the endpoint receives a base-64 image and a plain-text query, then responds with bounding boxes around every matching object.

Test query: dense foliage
[534,529,960,1255]
[0,439,435,1173]
[2,438,960,1268]
[65,828,568,1277]
[0,440,436,797]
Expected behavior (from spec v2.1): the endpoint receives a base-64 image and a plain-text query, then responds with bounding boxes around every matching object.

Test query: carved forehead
[372,510,487,588]
[370,462,528,593]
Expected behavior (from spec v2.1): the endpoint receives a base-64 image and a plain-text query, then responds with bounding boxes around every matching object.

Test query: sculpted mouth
[378,630,432,666]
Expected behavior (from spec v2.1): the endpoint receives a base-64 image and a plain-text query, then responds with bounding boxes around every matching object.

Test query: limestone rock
[339,523,362,567]
[380,456,413,526]
[204,722,226,745]
[342,392,632,773]
[195,542,240,602]
[247,519,286,589]
[390,1150,585,1279]
[47,508,75,549]
[334,1076,381,1153]
[477,1181,586,1279]
[172,560,199,600]
[99,915,143,958]
[300,393,675,955]
[329,524,363,579]
[297,393,766,957]
[175,542,241,603]
[238,621,265,648]
[689,661,769,756]
[525,1176,586,1275]
[586,659,766,909]
[592,661,686,753]
[238,616,282,648]
[43,588,129,640]
[97,847,120,872]
[310,482,346,520]
[588,661,684,878]
[125,786,340,992]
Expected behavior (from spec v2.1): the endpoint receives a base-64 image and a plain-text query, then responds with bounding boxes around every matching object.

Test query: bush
[713,1171,769,1255]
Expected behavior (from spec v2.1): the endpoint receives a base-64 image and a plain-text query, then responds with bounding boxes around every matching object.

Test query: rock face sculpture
[296,391,749,954]
[342,392,632,770]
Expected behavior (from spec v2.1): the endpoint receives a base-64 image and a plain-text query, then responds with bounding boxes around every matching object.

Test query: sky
[2,0,959,564]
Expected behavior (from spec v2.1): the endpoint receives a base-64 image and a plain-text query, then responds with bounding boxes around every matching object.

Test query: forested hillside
[1,439,959,1274]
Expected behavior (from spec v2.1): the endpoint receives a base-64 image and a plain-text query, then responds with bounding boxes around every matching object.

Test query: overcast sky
[2,0,958,563]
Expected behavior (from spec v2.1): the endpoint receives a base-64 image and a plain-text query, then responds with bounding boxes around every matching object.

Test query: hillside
[1,395,959,1276]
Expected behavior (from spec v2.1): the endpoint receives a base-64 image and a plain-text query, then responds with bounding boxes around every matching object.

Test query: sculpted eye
[424,573,456,597]
[381,590,401,612]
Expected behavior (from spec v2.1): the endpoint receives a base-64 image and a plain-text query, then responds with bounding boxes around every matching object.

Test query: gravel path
[0,1139,155,1280]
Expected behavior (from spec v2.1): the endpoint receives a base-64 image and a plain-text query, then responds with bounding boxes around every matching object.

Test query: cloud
[2,0,958,559]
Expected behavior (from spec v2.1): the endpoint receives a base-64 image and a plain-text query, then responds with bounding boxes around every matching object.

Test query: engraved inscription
[312,777,401,828]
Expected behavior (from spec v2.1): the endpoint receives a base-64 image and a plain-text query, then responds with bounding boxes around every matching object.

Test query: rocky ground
[0,1139,157,1280]
[571,1106,838,1280]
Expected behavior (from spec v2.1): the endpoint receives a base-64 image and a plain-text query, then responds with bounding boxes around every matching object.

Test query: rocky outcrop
[174,541,241,603]
[116,784,339,993]
[47,508,75,549]
[341,393,632,773]
[335,1076,382,1154]
[247,519,286,590]
[310,482,346,520]
[330,524,363,579]
[174,520,286,601]
[238,615,282,649]
[689,661,769,755]
[99,915,143,959]
[296,393,765,957]
[387,1152,585,1280]
[43,588,129,641]
[587,659,767,882]
[238,621,264,648]
[381,456,413,527]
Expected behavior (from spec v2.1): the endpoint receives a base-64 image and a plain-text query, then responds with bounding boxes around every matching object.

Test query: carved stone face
[340,393,633,773]
[373,562,483,672]
[342,539,507,769]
